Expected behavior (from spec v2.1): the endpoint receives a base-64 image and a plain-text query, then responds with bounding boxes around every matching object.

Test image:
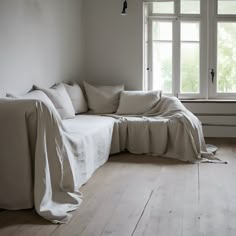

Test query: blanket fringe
[197,151,227,164]
[195,158,228,164]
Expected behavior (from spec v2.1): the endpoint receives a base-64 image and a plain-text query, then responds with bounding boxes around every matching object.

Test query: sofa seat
[62,114,115,184]
[110,115,197,162]
[0,100,116,223]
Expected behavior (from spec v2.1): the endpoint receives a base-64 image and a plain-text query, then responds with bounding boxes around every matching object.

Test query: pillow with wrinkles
[62,82,88,114]
[6,90,60,118]
[33,84,75,120]
[83,81,124,114]
[116,90,162,115]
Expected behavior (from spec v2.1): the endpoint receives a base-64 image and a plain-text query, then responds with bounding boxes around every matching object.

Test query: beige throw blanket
[0,99,114,224]
[109,96,219,163]
[0,96,221,224]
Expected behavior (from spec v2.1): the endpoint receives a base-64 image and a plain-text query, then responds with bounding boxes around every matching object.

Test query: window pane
[153,2,174,14]
[144,22,148,43]
[218,0,236,15]
[181,22,199,41]
[181,0,200,14]
[181,43,200,93]
[144,42,148,90]
[153,22,172,41]
[217,22,236,93]
[144,6,148,43]
[153,42,172,93]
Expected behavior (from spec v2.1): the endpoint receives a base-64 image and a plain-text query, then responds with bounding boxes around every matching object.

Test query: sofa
[0,81,214,223]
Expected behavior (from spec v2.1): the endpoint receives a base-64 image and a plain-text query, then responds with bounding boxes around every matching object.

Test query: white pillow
[34,84,75,120]
[6,90,60,118]
[116,90,162,115]
[62,83,88,114]
[83,81,124,114]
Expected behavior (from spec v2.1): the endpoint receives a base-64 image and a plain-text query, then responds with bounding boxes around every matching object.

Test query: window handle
[211,69,215,83]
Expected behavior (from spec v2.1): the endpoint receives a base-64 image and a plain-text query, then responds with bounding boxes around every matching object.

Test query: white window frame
[208,0,236,99]
[144,0,236,99]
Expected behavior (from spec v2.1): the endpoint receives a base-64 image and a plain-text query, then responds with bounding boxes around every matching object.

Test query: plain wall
[84,0,143,89]
[0,0,84,97]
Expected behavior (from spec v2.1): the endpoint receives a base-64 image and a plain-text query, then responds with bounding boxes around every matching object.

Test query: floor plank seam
[131,189,154,236]
[49,224,61,236]
[197,164,200,203]
[99,189,127,236]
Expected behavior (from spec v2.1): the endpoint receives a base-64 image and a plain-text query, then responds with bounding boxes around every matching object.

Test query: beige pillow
[34,84,75,120]
[116,90,162,115]
[63,83,88,114]
[6,90,60,118]
[83,81,124,114]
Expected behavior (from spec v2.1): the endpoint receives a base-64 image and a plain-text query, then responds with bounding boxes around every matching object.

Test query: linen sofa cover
[0,99,115,223]
[110,96,213,162]
[0,95,217,223]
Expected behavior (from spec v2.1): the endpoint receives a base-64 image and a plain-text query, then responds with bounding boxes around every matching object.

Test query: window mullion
[172,0,180,97]
[148,18,153,90]
[200,0,208,99]
[208,0,217,98]
[173,18,180,97]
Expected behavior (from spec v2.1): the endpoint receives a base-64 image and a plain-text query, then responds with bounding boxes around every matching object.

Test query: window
[212,0,236,97]
[152,21,173,93]
[144,0,236,99]
[217,22,236,93]
[180,22,200,94]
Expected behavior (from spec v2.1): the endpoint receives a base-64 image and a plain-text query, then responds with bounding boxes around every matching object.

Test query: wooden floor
[0,139,236,236]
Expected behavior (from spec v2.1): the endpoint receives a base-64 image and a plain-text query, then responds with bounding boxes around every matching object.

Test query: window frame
[208,0,236,98]
[144,0,236,99]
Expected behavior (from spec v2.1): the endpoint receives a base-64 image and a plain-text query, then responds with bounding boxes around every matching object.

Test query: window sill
[180,99,236,103]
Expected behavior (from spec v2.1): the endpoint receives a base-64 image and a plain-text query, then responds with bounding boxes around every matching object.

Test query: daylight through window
[144,0,236,99]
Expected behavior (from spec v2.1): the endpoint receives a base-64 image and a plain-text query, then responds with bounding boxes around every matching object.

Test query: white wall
[0,0,84,97]
[84,0,143,89]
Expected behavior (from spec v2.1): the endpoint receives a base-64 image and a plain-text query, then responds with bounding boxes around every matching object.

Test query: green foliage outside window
[158,23,236,94]
[217,23,236,93]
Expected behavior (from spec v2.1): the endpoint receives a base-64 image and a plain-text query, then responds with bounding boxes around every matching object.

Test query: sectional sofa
[0,81,215,223]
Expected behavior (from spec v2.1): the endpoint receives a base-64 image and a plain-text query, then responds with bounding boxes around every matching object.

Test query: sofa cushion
[34,84,75,120]
[83,81,124,114]
[63,83,88,114]
[116,90,162,115]
[6,90,60,118]
[62,114,115,182]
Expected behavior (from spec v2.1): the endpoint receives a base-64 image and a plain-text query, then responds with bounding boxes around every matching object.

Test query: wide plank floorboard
[0,141,235,236]
[133,163,200,236]
[199,143,236,236]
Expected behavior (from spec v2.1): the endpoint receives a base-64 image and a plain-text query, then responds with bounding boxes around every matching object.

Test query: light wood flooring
[0,139,236,236]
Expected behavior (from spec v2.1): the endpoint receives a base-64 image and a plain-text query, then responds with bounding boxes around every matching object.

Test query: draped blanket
[109,96,218,163]
[0,99,114,223]
[0,96,220,224]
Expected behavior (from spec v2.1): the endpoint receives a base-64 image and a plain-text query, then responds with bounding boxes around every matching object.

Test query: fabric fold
[107,96,221,163]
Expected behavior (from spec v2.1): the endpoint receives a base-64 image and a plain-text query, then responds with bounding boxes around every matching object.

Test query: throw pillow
[6,90,60,118]
[83,81,124,114]
[116,90,162,115]
[63,83,88,114]
[34,84,75,119]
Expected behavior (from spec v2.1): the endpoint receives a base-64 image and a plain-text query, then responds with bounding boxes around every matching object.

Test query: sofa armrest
[0,99,45,209]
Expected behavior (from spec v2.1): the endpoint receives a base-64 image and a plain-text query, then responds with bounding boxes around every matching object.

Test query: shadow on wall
[84,0,144,90]
[0,0,84,97]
